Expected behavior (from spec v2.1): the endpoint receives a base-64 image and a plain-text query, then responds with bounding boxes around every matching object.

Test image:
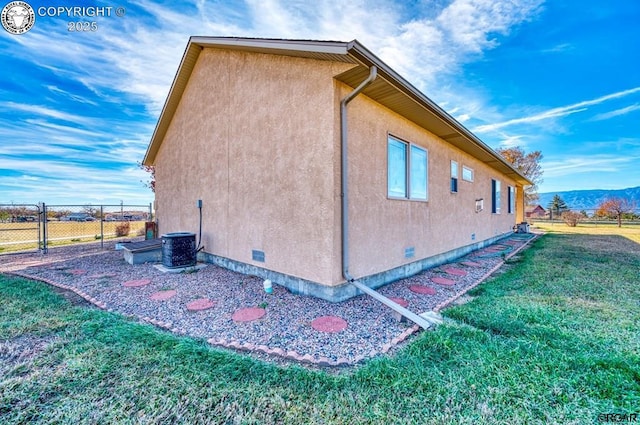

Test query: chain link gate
[1,202,153,255]
[0,203,42,254]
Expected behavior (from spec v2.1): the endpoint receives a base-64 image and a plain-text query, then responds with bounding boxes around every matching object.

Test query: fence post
[100,205,104,250]
[40,202,48,253]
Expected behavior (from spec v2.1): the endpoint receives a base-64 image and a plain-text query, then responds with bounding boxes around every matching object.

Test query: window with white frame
[491,179,501,214]
[508,186,515,214]
[462,166,474,182]
[387,135,428,200]
[387,137,407,198]
[410,145,428,199]
[450,160,458,193]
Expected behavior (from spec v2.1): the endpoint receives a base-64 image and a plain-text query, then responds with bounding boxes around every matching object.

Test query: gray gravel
[2,234,536,365]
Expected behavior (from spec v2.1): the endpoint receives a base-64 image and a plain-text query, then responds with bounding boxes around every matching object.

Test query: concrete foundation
[200,232,511,302]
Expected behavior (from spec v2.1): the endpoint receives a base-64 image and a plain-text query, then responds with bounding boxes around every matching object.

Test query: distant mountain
[538,186,640,210]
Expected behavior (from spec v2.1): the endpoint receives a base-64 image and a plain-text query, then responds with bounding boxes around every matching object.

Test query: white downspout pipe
[340,65,377,283]
[340,66,436,330]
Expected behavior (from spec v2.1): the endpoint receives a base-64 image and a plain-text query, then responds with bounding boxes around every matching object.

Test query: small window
[508,186,516,214]
[450,161,458,193]
[387,135,428,200]
[492,179,501,214]
[410,145,428,200]
[462,166,474,182]
[387,137,407,198]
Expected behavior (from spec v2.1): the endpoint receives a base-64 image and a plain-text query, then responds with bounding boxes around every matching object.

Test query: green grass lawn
[1,229,639,424]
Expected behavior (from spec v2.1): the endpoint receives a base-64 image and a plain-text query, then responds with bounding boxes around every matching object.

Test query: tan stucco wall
[154,49,522,289]
[154,48,353,285]
[337,85,519,280]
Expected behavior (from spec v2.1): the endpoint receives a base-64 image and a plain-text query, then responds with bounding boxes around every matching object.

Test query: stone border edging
[433,233,541,313]
[6,233,540,368]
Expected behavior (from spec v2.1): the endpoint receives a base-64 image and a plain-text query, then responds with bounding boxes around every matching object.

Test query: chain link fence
[528,208,640,226]
[0,203,153,255]
[0,204,42,254]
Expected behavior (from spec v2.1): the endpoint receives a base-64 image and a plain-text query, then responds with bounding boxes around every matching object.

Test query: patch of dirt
[451,294,476,306]
[50,285,93,307]
[0,334,57,376]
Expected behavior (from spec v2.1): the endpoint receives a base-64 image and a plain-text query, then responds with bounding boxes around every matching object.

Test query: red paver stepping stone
[122,278,151,287]
[186,298,216,311]
[431,277,456,286]
[232,307,266,322]
[388,297,409,307]
[444,267,468,276]
[150,290,177,301]
[70,269,86,275]
[311,316,347,333]
[461,261,482,267]
[409,285,437,295]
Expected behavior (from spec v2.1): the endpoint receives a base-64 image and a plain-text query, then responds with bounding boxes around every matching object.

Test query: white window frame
[492,179,501,214]
[387,136,407,199]
[462,166,474,182]
[508,186,516,214]
[450,160,458,193]
[387,135,428,201]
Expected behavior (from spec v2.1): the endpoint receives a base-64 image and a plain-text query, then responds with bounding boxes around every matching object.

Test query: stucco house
[143,37,531,303]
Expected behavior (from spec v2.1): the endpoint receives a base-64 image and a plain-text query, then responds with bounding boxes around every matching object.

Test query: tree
[138,162,155,193]
[82,205,99,218]
[596,197,636,227]
[547,194,569,219]
[496,147,543,205]
[561,211,583,227]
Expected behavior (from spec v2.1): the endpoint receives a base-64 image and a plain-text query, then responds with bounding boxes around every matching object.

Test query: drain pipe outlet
[340,65,377,283]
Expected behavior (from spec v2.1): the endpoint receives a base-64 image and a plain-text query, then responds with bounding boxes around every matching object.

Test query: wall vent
[404,246,415,259]
[252,250,265,262]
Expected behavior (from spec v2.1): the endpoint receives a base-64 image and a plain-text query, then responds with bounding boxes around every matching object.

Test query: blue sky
[1,0,639,205]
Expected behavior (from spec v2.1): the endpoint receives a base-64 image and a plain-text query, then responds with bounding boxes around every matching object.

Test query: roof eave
[344,41,532,186]
[144,37,533,186]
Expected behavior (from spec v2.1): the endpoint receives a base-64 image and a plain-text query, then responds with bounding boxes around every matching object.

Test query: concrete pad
[419,311,444,326]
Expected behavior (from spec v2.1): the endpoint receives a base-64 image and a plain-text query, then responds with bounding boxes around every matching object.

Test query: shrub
[562,211,583,227]
[115,222,130,237]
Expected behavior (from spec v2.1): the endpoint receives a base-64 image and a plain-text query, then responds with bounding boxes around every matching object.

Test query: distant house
[525,205,546,218]
[143,37,531,302]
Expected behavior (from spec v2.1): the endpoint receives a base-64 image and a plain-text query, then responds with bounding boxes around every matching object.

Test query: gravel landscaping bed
[2,233,537,366]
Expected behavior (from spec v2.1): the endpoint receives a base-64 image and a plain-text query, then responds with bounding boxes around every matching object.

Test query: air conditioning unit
[161,232,196,268]
[515,222,530,234]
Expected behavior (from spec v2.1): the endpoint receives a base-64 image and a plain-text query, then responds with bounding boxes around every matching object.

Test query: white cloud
[473,86,640,133]
[543,155,640,178]
[541,42,573,53]
[0,0,547,204]
[1,102,98,126]
[591,103,640,121]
